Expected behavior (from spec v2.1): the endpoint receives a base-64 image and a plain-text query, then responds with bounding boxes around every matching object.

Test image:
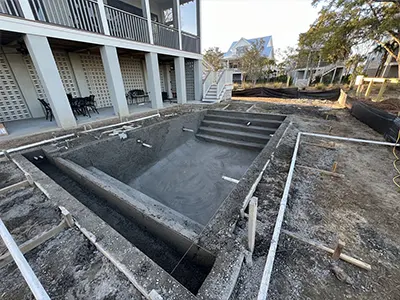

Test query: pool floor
[129,138,259,225]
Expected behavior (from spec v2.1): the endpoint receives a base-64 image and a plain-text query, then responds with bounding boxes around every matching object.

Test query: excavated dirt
[1,101,399,299]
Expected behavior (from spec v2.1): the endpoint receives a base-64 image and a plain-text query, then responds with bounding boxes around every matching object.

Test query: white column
[100,46,129,118]
[174,57,187,104]
[145,52,163,109]
[97,0,110,35]
[173,0,182,50]
[23,34,76,129]
[164,65,173,99]
[194,59,203,101]
[141,0,154,44]
[18,0,35,20]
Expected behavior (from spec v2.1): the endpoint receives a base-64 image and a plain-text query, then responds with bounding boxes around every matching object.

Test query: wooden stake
[248,197,258,253]
[332,240,345,260]
[332,162,338,173]
[297,165,345,178]
[302,141,336,150]
[282,230,371,271]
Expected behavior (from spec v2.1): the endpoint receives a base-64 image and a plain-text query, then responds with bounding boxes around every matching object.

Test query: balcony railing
[105,5,150,44]
[29,0,103,33]
[182,31,200,53]
[0,0,22,17]
[151,21,179,50]
[1,0,200,53]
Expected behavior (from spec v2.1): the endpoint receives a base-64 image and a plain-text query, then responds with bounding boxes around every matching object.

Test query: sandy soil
[229,100,400,299]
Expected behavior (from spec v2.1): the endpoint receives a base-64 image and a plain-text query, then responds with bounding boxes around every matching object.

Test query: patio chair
[85,95,99,115]
[38,98,53,121]
[68,97,83,119]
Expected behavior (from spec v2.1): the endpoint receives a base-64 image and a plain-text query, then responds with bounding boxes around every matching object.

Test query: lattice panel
[159,65,166,92]
[80,54,112,108]
[24,52,80,101]
[24,56,47,102]
[119,57,146,93]
[185,59,195,101]
[53,52,80,97]
[0,54,31,122]
[170,68,176,93]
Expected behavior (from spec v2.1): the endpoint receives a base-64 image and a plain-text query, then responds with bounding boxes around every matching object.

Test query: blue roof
[224,36,273,59]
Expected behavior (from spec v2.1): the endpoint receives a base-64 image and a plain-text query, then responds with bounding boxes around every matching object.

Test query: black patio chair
[85,95,99,115]
[38,98,53,121]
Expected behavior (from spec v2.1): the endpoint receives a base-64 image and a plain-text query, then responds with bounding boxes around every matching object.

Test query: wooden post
[248,197,258,253]
[365,80,374,97]
[377,80,388,102]
[332,162,338,173]
[332,240,345,260]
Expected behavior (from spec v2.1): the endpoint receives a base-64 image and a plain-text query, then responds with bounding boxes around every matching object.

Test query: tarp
[350,101,400,142]
[232,87,341,101]
[298,89,341,101]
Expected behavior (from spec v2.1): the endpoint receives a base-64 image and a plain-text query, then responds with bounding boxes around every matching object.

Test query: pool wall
[60,111,207,183]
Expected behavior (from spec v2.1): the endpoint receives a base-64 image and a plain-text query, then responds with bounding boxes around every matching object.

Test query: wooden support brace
[302,141,336,150]
[0,180,30,196]
[282,230,371,271]
[297,165,345,178]
[376,80,388,102]
[365,81,374,97]
[0,207,74,268]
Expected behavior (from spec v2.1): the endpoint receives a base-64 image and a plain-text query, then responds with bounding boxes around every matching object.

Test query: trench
[30,157,214,295]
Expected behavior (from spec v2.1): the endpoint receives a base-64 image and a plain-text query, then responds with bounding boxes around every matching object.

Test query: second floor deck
[0,0,201,53]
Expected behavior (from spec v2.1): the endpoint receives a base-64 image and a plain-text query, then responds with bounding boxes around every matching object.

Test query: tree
[240,39,269,86]
[203,47,224,71]
[303,0,400,77]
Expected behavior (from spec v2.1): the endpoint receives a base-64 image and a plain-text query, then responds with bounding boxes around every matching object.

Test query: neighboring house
[0,0,204,132]
[223,36,274,83]
[291,58,345,87]
[364,46,399,78]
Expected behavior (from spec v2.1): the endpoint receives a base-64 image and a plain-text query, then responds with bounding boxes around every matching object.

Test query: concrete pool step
[196,133,265,150]
[201,120,277,135]
[198,126,270,144]
[207,110,286,122]
[203,114,283,128]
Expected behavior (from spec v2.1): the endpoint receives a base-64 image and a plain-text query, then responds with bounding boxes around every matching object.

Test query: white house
[223,36,274,83]
[0,0,205,135]
[364,46,399,78]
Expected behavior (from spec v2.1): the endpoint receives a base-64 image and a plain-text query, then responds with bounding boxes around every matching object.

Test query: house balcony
[0,0,201,54]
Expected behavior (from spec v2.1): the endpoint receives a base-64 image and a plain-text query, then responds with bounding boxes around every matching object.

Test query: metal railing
[0,0,22,17]
[151,21,179,49]
[29,0,103,33]
[182,31,200,53]
[105,5,150,44]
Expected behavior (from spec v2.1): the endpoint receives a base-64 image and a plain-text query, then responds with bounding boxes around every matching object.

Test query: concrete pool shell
[19,109,289,298]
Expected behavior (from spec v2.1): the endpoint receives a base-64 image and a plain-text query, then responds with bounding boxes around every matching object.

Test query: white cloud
[201,0,319,53]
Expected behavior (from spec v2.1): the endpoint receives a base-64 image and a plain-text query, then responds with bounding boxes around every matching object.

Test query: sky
[200,0,320,57]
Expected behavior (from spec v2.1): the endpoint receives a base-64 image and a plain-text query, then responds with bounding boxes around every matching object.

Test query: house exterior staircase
[202,69,234,103]
[196,110,286,150]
